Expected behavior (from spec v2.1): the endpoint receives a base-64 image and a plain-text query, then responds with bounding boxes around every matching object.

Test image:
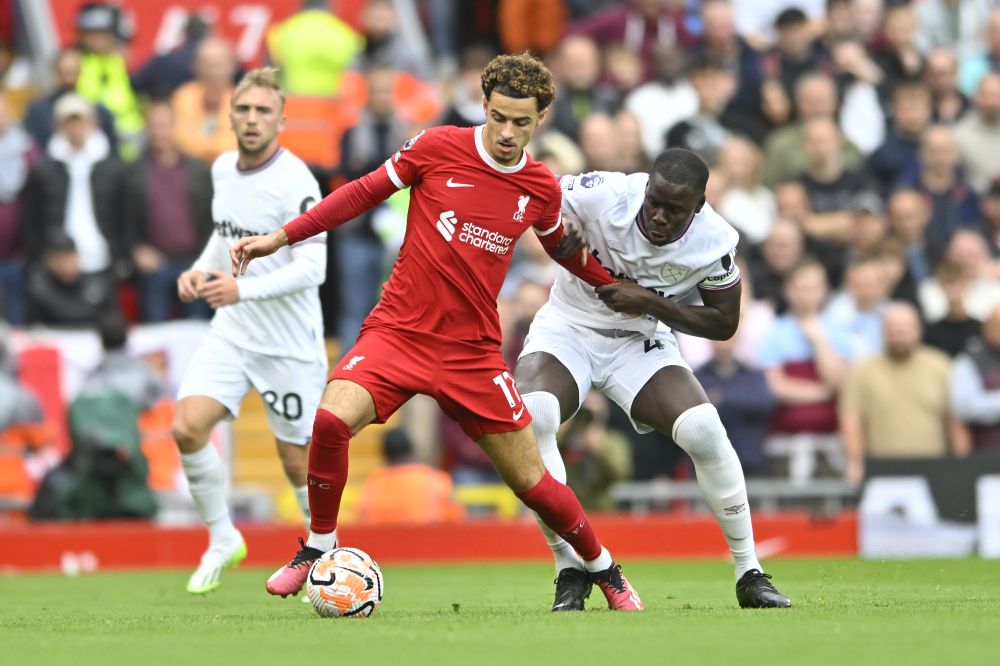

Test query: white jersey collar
[474,125,527,174]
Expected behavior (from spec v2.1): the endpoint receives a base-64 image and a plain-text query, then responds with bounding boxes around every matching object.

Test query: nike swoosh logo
[512,407,525,420]
[446,178,474,188]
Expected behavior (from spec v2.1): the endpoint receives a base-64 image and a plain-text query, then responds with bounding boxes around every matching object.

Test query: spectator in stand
[954,73,1000,194]
[757,258,853,484]
[20,94,127,280]
[841,301,968,484]
[131,14,210,100]
[696,332,775,478]
[439,45,493,128]
[915,0,993,61]
[847,192,890,261]
[747,216,807,314]
[624,44,698,159]
[981,177,1000,257]
[870,236,922,306]
[924,260,982,357]
[872,3,925,102]
[566,0,695,82]
[602,43,645,100]
[73,2,143,160]
[797,117,870,245]
[829,38,887,155]
[959,7,1000,94]
[898,124,982,264]
[23,48,117,155]
[334,65,408,346]
[266,0,363,96]
[763,7,831,102]
[578,112,624,171]
[171,37,238,164]
[823,253,891,360]
[352,0,432,79]
[713,136,776,244]
[497,0,567,56]
[25,234,116,326]
[559,393,633,512]
[691,0,763,116]
[666,56,744,164]
[924,48,971,124]
[763,73,862,186]
[0,92,34,325]
[78,310,164,413]
[0,327,43,430]
[613,109,649,173]
[867,81,933,195]
[122,101,213,323]
[951,303,1000,453]
[547,35,620,142]
[919,229,1000,322]
[887,188,934,285]
[357,428,464,524]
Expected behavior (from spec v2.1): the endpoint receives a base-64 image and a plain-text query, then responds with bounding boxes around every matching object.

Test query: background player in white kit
[515,149,792,610]
[173,68,327,594]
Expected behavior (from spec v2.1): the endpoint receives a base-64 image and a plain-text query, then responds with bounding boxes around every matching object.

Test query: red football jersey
[366,124,563,346]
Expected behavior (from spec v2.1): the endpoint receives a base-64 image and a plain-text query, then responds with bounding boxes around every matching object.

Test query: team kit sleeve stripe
[383,159,405,189]
[534,211,562,236]
[698,273,742,291]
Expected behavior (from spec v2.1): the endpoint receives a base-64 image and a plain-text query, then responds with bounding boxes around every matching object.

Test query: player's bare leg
[275,439,310,529]
[515,351,593,611]
[630,366,791,608]
[266,380,377,597]
[478,427,642,611]
[173,396,247,594]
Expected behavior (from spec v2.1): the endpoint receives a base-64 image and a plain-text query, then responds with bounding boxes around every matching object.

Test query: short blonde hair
[232,67,285,110]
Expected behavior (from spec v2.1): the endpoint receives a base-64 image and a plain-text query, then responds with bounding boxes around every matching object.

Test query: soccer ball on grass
[306,548,384,618]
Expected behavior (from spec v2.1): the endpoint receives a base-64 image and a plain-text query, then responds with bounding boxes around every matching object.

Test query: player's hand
[177,270,207,303]
[595,281,649,317]
[845,458,865,487]
[198,269,240,308]
[553,211,589,261]
[231,230,288,276]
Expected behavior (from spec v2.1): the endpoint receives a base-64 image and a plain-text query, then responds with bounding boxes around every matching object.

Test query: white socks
[523,391,586,573]
[181,444,239,546]
[307,530,338,552]
[672,403,762,579]
[583,547,613,573]
[294,485,310,529]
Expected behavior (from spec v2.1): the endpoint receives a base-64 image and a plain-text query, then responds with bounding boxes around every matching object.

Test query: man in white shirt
[516,149,791,611]
[173,68,327,594]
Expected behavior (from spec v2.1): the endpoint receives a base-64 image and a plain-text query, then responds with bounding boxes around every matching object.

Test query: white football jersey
[547,171,740,338]
[192,148,326,363]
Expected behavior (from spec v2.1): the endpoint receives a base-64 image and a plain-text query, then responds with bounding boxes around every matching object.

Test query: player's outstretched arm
[231,229,288,276]
[535,220,615,287]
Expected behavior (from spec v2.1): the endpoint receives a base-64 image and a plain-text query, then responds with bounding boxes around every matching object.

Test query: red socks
[516,471,602,561]
[307,409,352,534]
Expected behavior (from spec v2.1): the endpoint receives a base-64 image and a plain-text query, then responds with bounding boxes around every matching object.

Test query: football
[305,548,384,618]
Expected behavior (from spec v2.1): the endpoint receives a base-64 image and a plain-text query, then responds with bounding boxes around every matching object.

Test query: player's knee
[171,417,210,453]
[671,403,733,466]
[523,391,561,439]
[311,408,353,450]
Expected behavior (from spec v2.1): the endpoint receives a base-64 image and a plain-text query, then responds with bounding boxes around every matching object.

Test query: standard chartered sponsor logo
[436,211,513,255]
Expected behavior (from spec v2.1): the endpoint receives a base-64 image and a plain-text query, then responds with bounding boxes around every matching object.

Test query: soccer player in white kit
[515,149,792,610]
[173,68,327,594]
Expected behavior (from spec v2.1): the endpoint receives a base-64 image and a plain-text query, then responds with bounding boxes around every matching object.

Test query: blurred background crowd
[1,0,999,524]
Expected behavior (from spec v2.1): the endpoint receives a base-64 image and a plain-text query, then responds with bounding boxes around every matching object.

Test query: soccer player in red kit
[231,54,642,610]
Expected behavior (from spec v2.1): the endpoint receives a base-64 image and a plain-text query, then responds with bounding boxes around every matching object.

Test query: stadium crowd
[2,0,1000,519]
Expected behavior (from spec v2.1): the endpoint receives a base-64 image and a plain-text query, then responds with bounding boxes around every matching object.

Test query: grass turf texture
[2,558,998,666]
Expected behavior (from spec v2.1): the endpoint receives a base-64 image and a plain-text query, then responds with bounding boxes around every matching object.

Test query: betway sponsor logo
[435,211,514,255]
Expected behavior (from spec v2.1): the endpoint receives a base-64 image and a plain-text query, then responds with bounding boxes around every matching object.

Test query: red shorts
[329,326,531,440]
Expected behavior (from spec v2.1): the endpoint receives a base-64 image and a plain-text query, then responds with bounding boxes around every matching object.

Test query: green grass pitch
[2,558,998,666]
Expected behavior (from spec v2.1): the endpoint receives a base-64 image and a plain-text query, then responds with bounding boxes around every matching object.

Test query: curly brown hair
[480,52,556,112]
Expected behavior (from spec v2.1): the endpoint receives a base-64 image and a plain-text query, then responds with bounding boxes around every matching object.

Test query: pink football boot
[265,538,325,597]
[591,562,644,611]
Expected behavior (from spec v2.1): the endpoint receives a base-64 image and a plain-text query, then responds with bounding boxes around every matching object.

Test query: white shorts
[518,306,690,433]
[177,332,328,444]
